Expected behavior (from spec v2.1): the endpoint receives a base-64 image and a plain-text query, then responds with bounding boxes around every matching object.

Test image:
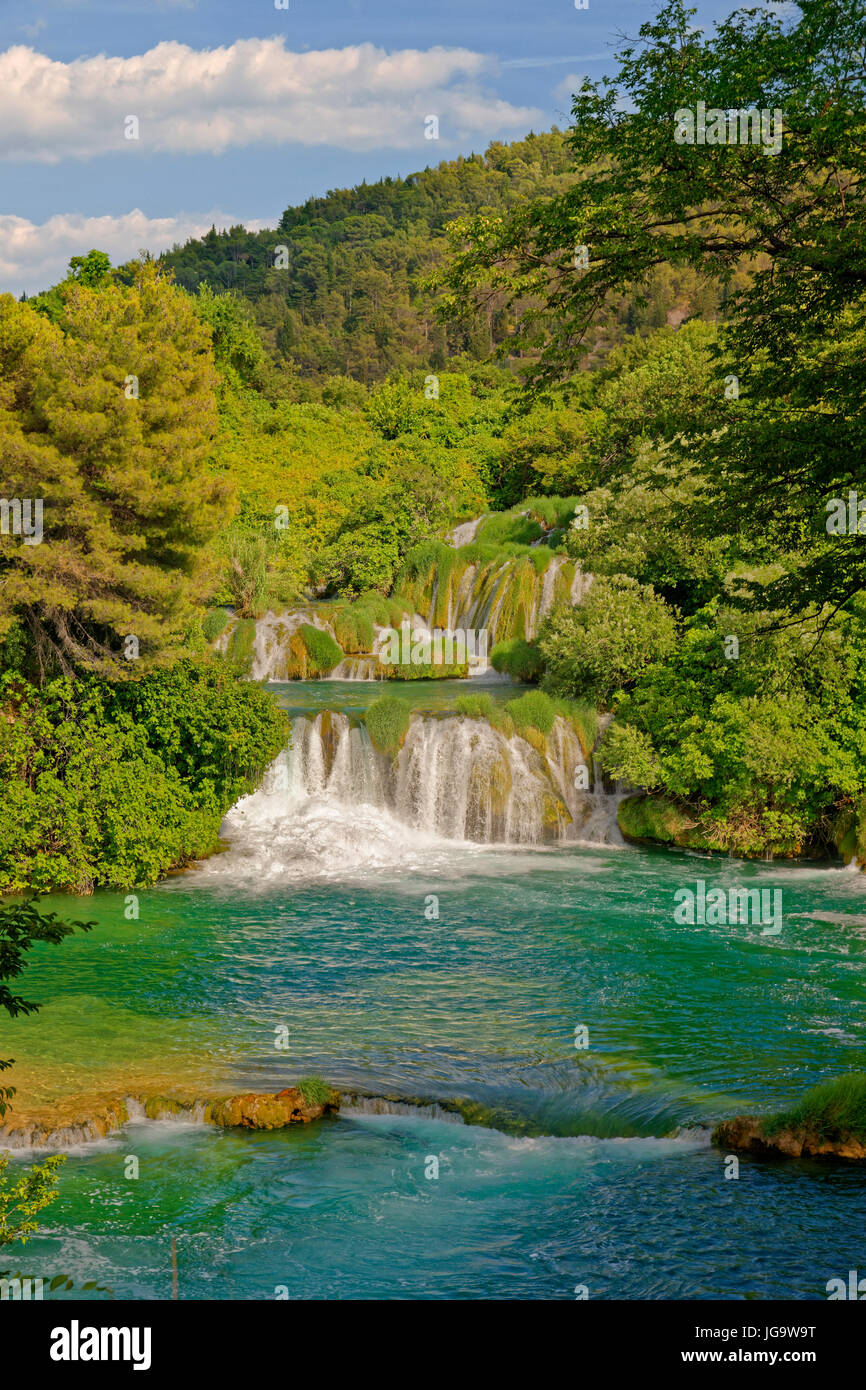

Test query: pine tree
[0,263,232,680]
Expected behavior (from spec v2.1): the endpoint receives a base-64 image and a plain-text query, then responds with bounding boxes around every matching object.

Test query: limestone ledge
[0,1086,340,1151]
[712,1115,866,1161]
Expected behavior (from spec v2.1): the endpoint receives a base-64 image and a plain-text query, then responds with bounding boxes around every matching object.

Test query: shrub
[379,661,468,680]
[762,1074,866,1142]
[539,574,677,703]
[600,722,662,788]
[455,693,494,719]
[298,625,343,676]
[355,593,392,626]
[331,606,375,654]
[490,638,544,683]
[0,662,288,893]
[202,608,231,642]
[552,698,599,755]
[505,690,557,736]
[364,695,411,757]
[297,1075,334,1107]
[226,618,257,673]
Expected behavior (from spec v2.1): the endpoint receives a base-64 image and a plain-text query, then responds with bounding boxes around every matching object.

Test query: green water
[273,675,521,719]
[5,833,866,1299]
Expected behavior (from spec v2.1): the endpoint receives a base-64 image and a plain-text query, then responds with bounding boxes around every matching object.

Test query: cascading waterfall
[214,530,588,681]
[328,656,384,681]
[204,712,625,882]
[413,552,585,657]
[446,516,486,547]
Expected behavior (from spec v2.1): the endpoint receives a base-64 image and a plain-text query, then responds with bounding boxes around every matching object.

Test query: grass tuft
[762,1074,866,1142]
[364,695,411,757]
[297,1075,333,1108]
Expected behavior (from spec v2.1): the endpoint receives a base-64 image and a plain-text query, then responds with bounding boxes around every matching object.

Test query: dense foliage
[0,662,288,892]
[0,264,229,681]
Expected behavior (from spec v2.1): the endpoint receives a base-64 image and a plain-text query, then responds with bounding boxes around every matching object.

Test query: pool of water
[6,834,866,1300]
[272,675,521,720]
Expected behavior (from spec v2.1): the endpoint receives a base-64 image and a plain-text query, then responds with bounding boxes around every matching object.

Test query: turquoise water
[272,675,521,718]
[7,833,866,1300]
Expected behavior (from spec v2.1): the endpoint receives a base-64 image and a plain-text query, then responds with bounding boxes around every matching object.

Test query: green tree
[601,602,866,855]
[439,0,866,615]
[539,574,678,702]
[67,250,112,288]
[0,263,232,680]
[194,284,266,386]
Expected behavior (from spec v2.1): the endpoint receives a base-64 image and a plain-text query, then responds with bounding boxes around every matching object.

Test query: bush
[226,618,257,673]
[539,574,677,703]
[505,690,557,736]
[202,608,230,642]
[490,638,544,683]
[476,511,544,547]
[331,605,375,654]
[364,695,411,757]
[0,662,288,893]
[298,625,343,676]
[552,698,598,754]
[297,1075,334,1107]
[600,722,662,788]
[762,1074,866,1142]
[380,661,468,680]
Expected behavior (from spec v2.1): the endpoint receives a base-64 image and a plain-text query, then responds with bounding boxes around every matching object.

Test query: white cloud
[503,53,611,69]
[0,208,267,296]
[553,73,583,107]
[0,38,542,163]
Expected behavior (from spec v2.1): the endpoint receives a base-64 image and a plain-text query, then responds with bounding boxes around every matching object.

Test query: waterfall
[327,656,384,681]
[201,713,625,888]
[215,548,588,682]
[446,516,486,547]
[407,553,586,651]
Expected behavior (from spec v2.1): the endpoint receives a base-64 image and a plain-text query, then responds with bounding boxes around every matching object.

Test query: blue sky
[0,0,759,293]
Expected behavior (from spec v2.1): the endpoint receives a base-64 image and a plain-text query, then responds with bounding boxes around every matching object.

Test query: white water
[327,656,384,681]
[446,516,486,547]
[199,712,626,884]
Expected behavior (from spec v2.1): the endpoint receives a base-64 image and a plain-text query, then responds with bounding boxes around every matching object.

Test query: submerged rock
[712,1115,866,1161]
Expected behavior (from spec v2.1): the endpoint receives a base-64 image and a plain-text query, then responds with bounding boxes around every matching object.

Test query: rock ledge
[713,1114,866,1160]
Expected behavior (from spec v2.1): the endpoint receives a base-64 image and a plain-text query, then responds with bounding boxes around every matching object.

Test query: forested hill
[162,131,573,380]
[161,129,717,383]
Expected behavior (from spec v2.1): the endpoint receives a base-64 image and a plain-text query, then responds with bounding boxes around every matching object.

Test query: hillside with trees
[162,129,727,382]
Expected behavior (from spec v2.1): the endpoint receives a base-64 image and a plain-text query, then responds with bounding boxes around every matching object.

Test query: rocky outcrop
[0,1086,340,1149]
[713,1115,866,1161]
[206,1087,338,1129]
[0,1098,131,1150]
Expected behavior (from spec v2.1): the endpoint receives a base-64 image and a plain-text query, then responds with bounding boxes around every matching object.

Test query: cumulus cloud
[0,208,267,296]
[0,38,542,163]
